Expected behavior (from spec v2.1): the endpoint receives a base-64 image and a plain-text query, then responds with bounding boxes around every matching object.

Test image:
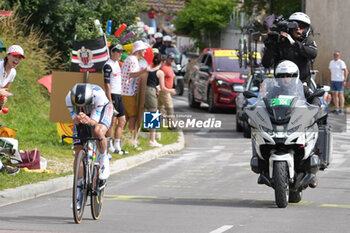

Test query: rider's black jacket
[262,36,318,83]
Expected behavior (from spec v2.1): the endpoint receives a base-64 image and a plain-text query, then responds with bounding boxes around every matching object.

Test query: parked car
[235,67,269,137]
[187,48,256,113]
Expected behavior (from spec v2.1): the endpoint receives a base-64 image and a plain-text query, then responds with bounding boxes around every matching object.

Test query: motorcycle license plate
[270,97,291,106]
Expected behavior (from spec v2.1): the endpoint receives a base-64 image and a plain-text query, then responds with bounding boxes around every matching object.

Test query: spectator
[328,51,348,115]
[103,44,129,155]
[148,7,157,33]
[121,40,150,149]
[159,53,176,128]
[0,45,23,175]
[0,45,25,100]
[144,53,175,147]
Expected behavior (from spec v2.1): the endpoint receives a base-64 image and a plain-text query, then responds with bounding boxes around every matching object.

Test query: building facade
[306,0,349,84]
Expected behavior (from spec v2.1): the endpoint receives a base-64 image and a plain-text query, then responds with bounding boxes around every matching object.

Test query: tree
[242,0,301,19]
[174,0,237,44]
[0,0,145,69]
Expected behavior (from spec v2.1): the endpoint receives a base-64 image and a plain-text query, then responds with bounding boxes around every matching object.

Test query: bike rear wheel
[73,150,88,224]
[91,164,105,220]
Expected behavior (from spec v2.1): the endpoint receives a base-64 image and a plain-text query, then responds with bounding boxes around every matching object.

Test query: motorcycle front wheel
[273,161,289,208]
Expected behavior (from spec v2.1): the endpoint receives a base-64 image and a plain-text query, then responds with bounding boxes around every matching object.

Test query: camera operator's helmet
[163,35,172,42]
[289,12,312,37]
[275,60,299,79]
[154,32,163,39]
[70,83,94,114]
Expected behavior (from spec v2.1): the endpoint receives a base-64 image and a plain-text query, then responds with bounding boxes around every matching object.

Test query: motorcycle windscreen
[260,77,305,124]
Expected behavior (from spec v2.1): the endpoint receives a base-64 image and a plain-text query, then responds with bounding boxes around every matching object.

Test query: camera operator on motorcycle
[262,12,317,85]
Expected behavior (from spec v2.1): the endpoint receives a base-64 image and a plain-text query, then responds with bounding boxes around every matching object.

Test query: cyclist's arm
[65,92,78,120]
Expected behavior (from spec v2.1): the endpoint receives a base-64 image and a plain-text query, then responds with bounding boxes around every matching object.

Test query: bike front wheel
[73,150,88,224]
[91,164,105,220]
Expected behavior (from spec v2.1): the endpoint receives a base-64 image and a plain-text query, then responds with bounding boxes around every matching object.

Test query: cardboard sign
[49,71,105,123]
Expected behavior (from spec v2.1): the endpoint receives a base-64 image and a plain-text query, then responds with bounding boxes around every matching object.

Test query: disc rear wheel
[91,164,105,220]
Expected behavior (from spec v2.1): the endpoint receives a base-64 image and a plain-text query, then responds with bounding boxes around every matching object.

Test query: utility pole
[269,0,274,15]
[301,0,306,12]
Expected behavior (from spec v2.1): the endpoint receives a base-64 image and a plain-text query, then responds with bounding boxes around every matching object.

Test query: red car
[188,48,251,112]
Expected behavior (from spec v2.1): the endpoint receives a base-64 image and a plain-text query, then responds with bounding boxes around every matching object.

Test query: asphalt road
[0,89,349,233]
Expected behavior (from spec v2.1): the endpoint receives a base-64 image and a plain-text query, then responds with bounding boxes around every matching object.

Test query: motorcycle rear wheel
[273,161,289,208]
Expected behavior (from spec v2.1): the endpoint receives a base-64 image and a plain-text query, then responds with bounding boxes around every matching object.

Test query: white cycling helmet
[163,35,172,42]
[154,32,163,39]
[289,12,311,25]
[275,60,299,79]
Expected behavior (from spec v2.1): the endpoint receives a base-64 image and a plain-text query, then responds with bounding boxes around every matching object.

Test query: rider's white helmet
[289,12,311,25]
[163,35,172,42]
[275,60,299,79]
[154,32,163,39]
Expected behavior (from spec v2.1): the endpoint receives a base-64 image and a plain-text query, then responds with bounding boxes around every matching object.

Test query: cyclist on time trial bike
[65,83,113,180]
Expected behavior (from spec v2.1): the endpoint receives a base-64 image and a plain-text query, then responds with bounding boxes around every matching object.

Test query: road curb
[0,131,185,207]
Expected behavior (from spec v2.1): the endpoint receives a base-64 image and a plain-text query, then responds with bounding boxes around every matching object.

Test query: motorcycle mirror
[307,89,325,102]
[243,90,258,99]
[313,89,325,97]
[199,66,209,73]
[322,85,331,92]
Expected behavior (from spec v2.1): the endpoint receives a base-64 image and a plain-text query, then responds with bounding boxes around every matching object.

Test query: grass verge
[0,129,179,191]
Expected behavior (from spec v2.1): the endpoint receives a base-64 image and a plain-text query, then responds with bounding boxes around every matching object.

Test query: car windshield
[213,50,250,73]
[214,56,250,73]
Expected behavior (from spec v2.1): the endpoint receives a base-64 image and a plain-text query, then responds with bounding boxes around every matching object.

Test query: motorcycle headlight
[176,64,181,71]
[261,125,274,136]
[287,124,301,135]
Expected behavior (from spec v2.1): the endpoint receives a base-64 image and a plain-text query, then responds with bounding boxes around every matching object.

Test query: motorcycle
[165,47,188,96]
[243,76,330,208]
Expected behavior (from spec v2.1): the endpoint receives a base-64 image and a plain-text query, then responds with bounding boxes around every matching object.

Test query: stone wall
[306,0,350,84]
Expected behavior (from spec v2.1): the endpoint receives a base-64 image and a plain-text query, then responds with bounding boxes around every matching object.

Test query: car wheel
[188,82,200,108]
[208,86,217,113]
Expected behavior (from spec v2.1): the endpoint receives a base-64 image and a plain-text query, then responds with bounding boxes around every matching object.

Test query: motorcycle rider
[253,60,321,188]
[152,32,165,55]
[162,35,174,55]
[262,12,317,84]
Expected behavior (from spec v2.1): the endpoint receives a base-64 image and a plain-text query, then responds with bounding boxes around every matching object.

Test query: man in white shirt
[103,44,128,155]
[329,51,348,114]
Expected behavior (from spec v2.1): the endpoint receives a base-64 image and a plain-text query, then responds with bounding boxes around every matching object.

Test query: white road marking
[209,225,234,233]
